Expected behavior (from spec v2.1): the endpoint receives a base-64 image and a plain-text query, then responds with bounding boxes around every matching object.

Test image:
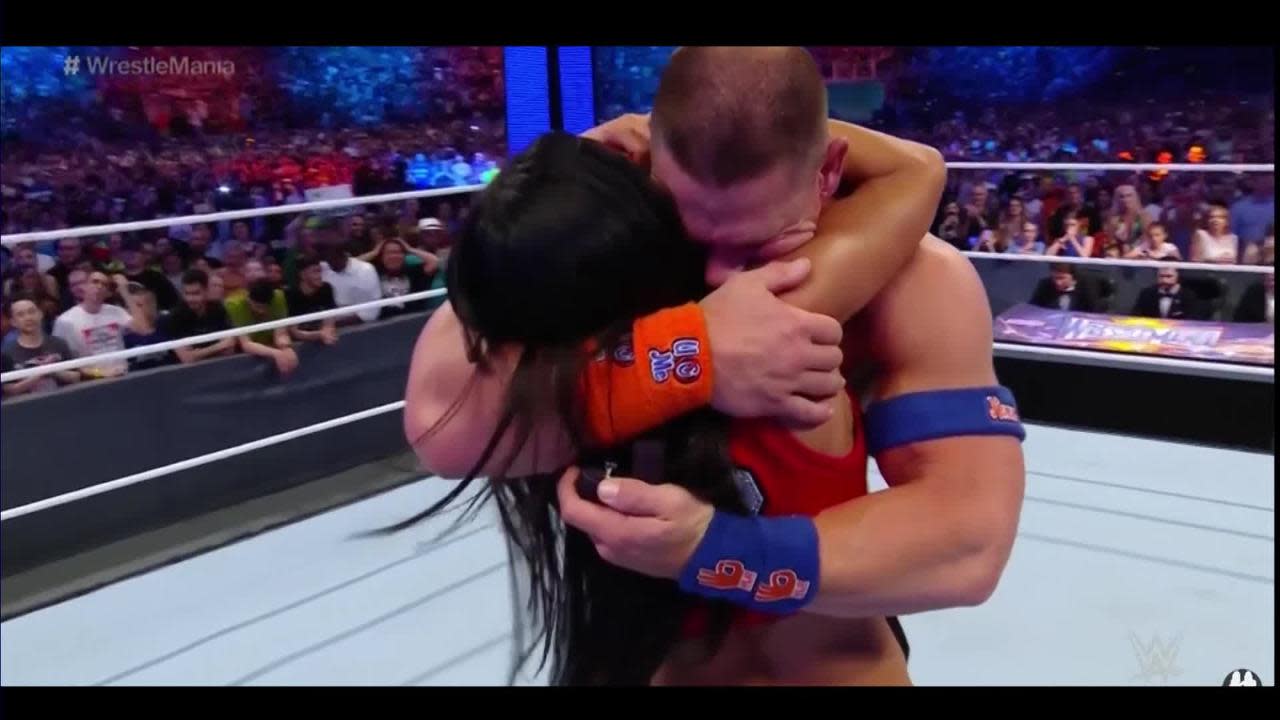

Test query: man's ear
[817,137,849,200]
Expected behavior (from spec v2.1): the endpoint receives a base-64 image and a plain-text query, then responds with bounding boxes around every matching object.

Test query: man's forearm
[290,327,327,343]
[239,337,280,359]
[804,481,1005,618]
[781,122,945,323]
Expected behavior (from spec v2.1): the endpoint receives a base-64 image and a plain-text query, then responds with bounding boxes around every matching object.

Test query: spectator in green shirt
[225,279,298,376]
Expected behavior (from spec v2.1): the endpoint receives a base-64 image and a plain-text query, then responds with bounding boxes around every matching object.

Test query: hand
[556,467,713,580]
[274,347,299,375]
[320,326,339,346]
[581,113,651,166]
[698,258,844,428]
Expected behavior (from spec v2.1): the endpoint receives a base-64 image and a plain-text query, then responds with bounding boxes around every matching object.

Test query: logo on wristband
[754,569,811,603]
[986,395,1020,422]
[650,338,702,383]
[672,338,701,357]
[696,560,758,592]
[674,359,702,384]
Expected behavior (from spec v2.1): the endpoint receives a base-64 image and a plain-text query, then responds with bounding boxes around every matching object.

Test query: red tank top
[681,393,869,635]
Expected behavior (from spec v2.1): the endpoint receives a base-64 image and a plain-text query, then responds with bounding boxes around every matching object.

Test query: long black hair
[385,132,746,685]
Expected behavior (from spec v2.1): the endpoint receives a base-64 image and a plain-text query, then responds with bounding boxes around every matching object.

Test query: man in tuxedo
[1233,272,1274,324]
[1131,267,1205,320]
[1030,263,1101,313]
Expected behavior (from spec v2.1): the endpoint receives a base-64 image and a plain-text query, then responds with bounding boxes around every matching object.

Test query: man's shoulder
[55,306,84,324]
[877,235,984,308]
[861,234,994,381]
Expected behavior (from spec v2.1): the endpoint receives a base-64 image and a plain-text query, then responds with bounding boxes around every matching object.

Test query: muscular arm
[804,238,1025,617]
[405,119,942,477]
[776,121,946,323]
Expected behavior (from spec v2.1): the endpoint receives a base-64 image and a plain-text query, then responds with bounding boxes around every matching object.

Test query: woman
[1008,221,1045,255]
[997,197,1029,242]
[368,238,437,320]
[382,133,902,686]
[1045,213,1095,258]
[1192,203,1240,264]
[1106,183,1152,252]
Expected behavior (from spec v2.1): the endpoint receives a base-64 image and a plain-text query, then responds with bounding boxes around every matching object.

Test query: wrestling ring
[0,162,1273,686]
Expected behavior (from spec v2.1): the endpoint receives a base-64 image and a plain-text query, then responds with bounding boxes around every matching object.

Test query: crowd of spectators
[2,46,505,240]
[1,200,456,399]
[3,46,1274,402]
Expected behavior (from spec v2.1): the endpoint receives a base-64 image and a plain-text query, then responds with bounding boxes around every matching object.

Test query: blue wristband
[864,385,1026,455]
[678,511,820,614]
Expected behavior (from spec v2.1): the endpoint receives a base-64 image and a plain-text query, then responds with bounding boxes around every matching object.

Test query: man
[51,271,141,379]
[407,47,1023,683]
[2,297,80,397]
[1030,263,1102,313]
[1047,182,1099,242]
[1230,174,1274,252]
[314,217,381,325]
[1233,272,1274,324]
[225,278,299,376]
[285,256,339,346]
[48,238,84,305]
[120,237,179,311]
[162,269,238,364]
[1131,267,1205,321]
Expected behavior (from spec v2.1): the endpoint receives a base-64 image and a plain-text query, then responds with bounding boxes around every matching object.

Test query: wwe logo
[1130,632,1182,684]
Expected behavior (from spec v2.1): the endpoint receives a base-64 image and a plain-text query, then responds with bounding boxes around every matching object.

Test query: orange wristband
[580,302,714,446]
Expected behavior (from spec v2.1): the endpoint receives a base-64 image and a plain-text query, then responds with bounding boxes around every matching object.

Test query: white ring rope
[0,184,487,246]
[0,287,448,383]
[3,159,1274,522]
[963,251,1274,275]
[0,400,406,522]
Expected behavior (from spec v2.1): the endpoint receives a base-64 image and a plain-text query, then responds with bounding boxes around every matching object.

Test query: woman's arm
[774,121,946,323]
[586,115,946,324]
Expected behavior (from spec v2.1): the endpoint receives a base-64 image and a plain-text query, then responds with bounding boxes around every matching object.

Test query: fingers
[751,258,812,294]
[794,370,845,400]
[795,309,843,346]
[800,343,844,373]
[596,476,686,518]
[556,467,623,541]
[777,395,836,429]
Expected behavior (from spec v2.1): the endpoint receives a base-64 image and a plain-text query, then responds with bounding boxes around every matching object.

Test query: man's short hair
[651,47,828,187]
[306,215,344,236]
[5,293,37,317]
[247,279,276,305]
[296,255,322,273]
[1049,263,1075,275]
[182,268,209,287]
